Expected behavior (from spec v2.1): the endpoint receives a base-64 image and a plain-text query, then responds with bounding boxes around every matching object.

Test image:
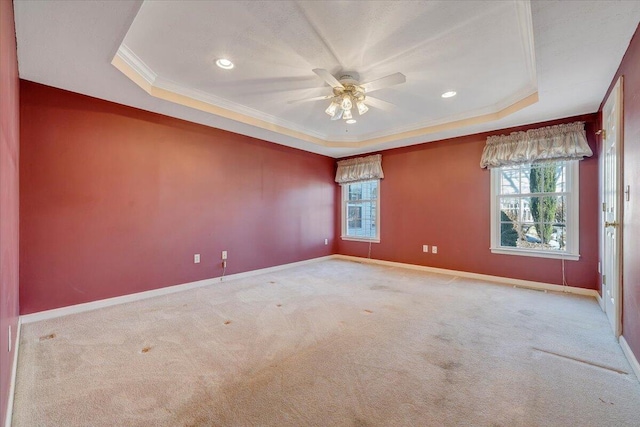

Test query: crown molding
[113,2,538,153]
[153,77,328,141]
[117,44,157,86]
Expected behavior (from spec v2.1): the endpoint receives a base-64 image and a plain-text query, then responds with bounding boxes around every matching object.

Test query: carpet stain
[141,346,151,353]
[269,281,276,284]
[363,309,373,314]
[438,361,461,371]
[276,304,282,307]
[224,320,232,325]
[599,397,614,405]
[518,309,536,316]
[39,333,56,341]
[434,333,452,343]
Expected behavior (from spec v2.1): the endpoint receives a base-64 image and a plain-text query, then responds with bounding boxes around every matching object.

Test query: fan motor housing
[338,72,360,85]
[333,72,364,99]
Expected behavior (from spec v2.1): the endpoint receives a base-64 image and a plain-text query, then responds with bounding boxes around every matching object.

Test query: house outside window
[490,160,579,260]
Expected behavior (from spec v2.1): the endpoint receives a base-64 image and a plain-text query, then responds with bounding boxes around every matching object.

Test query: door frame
[600,76,623,337]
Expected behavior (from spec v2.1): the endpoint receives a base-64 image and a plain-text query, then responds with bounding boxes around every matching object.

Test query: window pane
[362,180,377,200]
[500,197,520,221]
[553,224,567,250]
[348,183,362,201]
[530,196,561,243]
[347,180,378,201]
[500,209,518,247]
[346,201,376,238]
[348,206,362,228]
[521,197,533,222]
[529,162,559,194]
[499,195,569,250]
[501,168,521,195]
[343,179,379,241]
[493,160,575,255]
[555,163,567,193]
[520,164,532,194]
[521,222,540,245]
[554,195,566,224]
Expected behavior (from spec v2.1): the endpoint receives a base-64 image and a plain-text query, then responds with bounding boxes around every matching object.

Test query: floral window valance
[480,121,593,169]
[335,154,384,184]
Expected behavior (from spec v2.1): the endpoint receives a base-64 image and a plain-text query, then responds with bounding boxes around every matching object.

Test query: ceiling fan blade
[360,72,406,93]
[313,68,344,89]
[331,109,344,121]
[364,96,395,111]
[287,94,335,104]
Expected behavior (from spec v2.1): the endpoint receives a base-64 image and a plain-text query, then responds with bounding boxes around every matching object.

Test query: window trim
[341,179,380,243]
[489,160,580,260]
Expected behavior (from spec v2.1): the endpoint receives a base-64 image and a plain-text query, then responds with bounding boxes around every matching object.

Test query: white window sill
[341,236,380,243]
[490,247,580,261]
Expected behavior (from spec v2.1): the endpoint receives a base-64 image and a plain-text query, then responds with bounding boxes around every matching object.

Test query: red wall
[20,81,336,314]
[601,24,640,362]
[0,0,20,422]
[339,115,600,290]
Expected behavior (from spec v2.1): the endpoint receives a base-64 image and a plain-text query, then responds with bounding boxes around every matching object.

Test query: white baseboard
[19,254,600,325]
[5,319,21,427]
[20,255,333,324]
[596,291,605,311]
[333,255,599,298]
[620,336,640,382]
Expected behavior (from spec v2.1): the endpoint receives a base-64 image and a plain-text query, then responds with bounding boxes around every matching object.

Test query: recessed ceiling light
[216,58,234,70]
[441,91,457,98]
[346,119,357,124]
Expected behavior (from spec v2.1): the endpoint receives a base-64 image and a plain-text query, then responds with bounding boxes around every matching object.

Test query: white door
[601,77,623,336]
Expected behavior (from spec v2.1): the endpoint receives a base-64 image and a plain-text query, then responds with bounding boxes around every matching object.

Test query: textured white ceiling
[118,0,536,144]
[13,0,640,158]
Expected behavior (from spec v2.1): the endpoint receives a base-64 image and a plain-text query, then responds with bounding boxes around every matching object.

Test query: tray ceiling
[13,0,640,157]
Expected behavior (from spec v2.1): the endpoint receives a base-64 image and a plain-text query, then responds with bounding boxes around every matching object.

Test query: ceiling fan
[289,69,406,122]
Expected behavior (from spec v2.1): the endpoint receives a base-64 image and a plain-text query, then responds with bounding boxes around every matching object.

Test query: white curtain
[480,121,593,168]
[335,154,384,184]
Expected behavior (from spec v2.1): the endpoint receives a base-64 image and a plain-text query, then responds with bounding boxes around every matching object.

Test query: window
[490,160,579,260]
[348,206,362,228]
[342,179,379,242]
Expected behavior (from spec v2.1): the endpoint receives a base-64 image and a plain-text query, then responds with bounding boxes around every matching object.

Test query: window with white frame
[481,121,592,260]
[490,160,579,260]
[342,179,379,242]
[335,154,384,242]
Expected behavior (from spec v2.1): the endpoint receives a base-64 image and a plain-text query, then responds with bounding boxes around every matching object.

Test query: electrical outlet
[432,246,438,254]
[222,250,228,260]
[194,254,200,264]
[324,239,328,245]
[423,245,429,253]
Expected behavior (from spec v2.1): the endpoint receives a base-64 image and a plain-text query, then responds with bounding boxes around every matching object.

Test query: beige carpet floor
[12,259,640,426]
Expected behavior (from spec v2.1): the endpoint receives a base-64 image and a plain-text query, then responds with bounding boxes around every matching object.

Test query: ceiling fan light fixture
[325,101,339,117]
[441,90,457,98]
[356,100,369,115]
[341,94,353,110]
[215,58,234,70]
[303,68,405,122]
